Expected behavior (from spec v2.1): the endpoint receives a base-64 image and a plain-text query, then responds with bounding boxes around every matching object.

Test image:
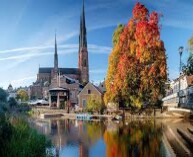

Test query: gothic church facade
[29,0,89,105]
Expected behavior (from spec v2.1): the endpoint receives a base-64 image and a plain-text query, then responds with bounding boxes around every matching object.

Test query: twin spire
[54,0,87,64]
[54,0,87,66]
[79,0,87,49]
[54,32,58,70]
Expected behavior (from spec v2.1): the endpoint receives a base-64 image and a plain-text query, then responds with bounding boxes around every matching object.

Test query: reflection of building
[162,75,193,108]
[78,82,103,108]
[34,119,91,157]
[29,0,89,107]
[79,143,88,157]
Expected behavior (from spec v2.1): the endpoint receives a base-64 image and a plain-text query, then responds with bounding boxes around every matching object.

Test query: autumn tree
[182,36,193,75]
[105,2,167,108]
[16,89,29,102]
[104,24,124,105]
[188,36,193,52]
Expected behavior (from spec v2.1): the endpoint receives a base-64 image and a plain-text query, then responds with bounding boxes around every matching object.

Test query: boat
[76,114,93,120]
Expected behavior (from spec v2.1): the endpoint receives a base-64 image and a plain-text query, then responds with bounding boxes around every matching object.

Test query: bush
[0,102,9,112]
[86,96,105,114]
[0,88,7,102]
[8,97,18,108]
[0,115,53,157]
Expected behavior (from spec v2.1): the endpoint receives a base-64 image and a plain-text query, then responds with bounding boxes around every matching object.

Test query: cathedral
[29,0,89,107]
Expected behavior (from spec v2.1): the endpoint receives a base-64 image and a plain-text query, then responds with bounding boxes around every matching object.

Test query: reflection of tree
[104,120,163,157]
[86,121,105,145]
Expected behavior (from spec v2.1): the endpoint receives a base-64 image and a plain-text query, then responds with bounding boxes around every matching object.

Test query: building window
[82,99,86,107]
[88,89,91,94]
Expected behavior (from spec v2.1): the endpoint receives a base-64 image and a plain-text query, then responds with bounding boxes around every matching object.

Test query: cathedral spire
[80,0,87,48]
[54,32,58,70]
[78,0,89,84]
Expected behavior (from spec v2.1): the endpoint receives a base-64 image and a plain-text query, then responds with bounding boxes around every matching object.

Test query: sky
[0,0,193,89]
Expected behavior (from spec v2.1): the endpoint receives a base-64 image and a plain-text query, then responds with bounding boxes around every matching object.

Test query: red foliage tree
[105,2,167,108]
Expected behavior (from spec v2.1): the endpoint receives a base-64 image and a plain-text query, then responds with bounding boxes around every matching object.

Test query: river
[31,118,193,157]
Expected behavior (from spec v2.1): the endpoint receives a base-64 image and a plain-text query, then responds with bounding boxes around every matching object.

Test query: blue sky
[0,0,193,89]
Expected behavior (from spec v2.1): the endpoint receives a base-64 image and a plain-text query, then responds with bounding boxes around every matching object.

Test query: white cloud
[0,46,52,54]
[0,44,111,62]
[12,76,36,84]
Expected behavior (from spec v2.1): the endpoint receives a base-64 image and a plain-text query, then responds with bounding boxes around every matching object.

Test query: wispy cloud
[0,44,112,62]
[0,46,51,54]
[12,76,36,84]
[1,75,36,89]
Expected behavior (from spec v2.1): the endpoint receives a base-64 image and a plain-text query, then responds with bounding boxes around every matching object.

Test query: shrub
[0,115,53,157]
[8,97,18,108]
[86,96,105,114]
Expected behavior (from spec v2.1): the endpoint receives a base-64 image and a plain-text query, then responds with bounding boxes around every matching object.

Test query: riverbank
[0,113,53,157]
[31,106,193,120]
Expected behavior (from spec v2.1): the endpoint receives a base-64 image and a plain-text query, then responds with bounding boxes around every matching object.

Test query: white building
[7,84,17,100]
[162,75,193,108]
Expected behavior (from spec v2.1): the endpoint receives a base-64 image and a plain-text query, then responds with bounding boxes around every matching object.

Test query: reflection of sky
[89,139,106,157]
[60,146,79,157]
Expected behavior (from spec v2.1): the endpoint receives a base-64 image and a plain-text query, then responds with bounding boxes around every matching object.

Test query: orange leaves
[133,2,149,21]
[105,2,167,107]
[149,12,159,25]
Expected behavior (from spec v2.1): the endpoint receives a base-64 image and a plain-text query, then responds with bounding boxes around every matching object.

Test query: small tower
[78,0,89,84]
[7,84,13,93]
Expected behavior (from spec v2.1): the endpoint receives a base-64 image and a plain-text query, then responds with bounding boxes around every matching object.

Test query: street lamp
[178,46,184,107]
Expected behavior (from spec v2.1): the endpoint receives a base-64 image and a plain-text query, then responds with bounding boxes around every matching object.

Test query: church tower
[54,33,58,75]
[78,0,89,84]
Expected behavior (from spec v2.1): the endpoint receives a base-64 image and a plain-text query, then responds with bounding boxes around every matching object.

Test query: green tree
[16,89,29,102]
[86,96,104,113]
[0,88,7,102]
[8,97,18,108]
[0,88,8,112]
[183,36,193,75]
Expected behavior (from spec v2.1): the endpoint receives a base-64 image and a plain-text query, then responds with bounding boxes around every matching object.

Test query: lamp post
[178,46,184,107]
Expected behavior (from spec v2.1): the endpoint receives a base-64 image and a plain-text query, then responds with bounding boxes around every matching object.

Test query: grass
[0,114,53,157]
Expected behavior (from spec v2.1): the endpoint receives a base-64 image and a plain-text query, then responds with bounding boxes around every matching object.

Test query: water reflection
[32,118,193,157]
[104,121,164,157]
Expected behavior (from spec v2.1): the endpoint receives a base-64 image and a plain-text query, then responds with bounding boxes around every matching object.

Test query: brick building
[29,0,89,107]
[78,82,103,108]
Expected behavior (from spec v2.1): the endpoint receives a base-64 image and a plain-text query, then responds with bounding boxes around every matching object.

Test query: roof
[49,87,69,92]
[8,84,13,88]
[98,81,106,93]
[78,82,103,96]
[94,85,103,94]
[39,67,52,73]
[39,67,80,75]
